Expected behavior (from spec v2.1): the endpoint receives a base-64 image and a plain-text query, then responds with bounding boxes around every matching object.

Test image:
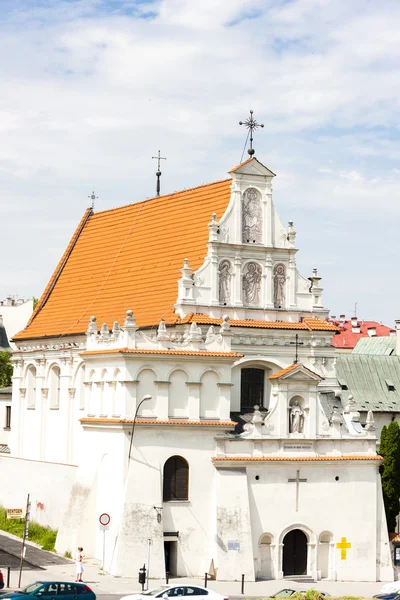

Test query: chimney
[340,314,346,324]
[351,317,358,327]
[352,325,361,333]
[367,326,376,337]
[396,321,400,356]
[390,329,396,337]
[331,315,336,320]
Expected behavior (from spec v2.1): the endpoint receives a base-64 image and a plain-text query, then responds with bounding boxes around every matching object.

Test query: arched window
[26,365,36,408]
[163,456,189,502]
[241,368,265,411]
[49,365,60,409]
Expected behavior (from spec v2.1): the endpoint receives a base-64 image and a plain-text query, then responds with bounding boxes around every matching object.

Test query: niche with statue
[288,395,306,434]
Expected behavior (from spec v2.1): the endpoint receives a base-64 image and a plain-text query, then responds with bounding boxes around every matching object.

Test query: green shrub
[0,506,58,551]
[64,550,72,559]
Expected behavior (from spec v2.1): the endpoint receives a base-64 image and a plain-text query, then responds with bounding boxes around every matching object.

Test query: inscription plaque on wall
[284,444,312,451]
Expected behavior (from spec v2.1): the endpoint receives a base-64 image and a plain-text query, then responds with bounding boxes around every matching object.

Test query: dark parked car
[373,595,400,600]
[0,571,4,591]
[0,581,96,600]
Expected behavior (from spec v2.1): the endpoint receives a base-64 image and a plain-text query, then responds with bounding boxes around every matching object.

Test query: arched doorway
[283,529,307,576]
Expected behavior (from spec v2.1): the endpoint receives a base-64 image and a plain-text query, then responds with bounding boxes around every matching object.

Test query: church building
[8,153,392,582]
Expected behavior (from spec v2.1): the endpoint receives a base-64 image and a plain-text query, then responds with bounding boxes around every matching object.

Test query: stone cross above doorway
[288,470,308,511]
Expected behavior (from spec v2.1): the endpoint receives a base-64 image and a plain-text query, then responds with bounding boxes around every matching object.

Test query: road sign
[99,513,110,526]
[6,508,24,520]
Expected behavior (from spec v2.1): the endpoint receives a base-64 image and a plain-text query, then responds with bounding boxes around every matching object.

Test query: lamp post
[128,394,152,460]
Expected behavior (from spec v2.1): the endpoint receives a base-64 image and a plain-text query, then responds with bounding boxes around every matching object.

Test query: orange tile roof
[268,363,323,380]
[228,157,276,176]
[14,180,232,340]
[183,314,339,332]
[81,418,236,427]
[81,348,243,358]
[212,455,382,462]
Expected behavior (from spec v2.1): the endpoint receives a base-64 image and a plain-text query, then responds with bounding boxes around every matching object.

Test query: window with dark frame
[5,406,11,429]
[163,456,189,502]
[240,368,265,411]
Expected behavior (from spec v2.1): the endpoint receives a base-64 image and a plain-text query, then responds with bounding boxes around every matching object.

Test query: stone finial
[330,406,341,425]
[365,410,376,432]
[205,325,215,343]
[250,405,264,424]
[87,315,97,335]
[220,314,231,333]
[112,321,121,336]
[208,212,219,242]
[124,310,137,328]
[157,318,169,341]
[188,321,202,341]
[287,221,296,247]
[100,323,110,338]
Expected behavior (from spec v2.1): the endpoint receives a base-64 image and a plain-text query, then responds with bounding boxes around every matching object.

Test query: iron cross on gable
[152,150,167,197]
[239,109,264,157]
[288,470,307,512]
[290,334,304,364]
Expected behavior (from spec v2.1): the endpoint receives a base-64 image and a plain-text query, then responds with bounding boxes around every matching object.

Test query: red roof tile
[81,348,243,358]
[212,455,382,462]
[330,319,393,349]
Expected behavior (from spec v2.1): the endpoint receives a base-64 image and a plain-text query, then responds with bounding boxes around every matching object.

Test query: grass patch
[0,506,57,551]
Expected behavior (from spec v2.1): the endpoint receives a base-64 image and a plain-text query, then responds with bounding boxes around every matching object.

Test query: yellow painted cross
[336,537,351,560]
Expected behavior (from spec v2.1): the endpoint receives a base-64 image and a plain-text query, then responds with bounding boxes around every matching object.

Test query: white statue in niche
[242,188,262,243]
[273,263,286,308]
[290,400,304,433]
[242,262,262,305]
[218,260,231,305]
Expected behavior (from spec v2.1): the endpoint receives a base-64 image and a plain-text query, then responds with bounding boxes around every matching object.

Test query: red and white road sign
[99,513,110,526]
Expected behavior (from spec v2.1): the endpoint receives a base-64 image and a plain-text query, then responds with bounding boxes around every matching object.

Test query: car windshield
[20,583,43,594]
[272,591,296,598]
[143,587,169,596]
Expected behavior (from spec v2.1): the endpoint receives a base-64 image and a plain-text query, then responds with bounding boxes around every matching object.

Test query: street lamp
[128,394,152,460]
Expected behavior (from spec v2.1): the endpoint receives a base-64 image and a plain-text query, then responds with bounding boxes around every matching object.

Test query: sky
[0,0,399,326]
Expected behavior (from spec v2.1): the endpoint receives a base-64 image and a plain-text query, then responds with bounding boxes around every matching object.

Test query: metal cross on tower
[152,150,167,197]
[239,109,264,157]
[290,334,304,364]
[88,191,98,210]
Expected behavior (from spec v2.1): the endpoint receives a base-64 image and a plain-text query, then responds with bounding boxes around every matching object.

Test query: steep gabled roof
[268,363,323,381]
[14,179,232,340]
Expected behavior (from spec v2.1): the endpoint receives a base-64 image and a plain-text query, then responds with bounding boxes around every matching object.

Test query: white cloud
[0,0,399,324]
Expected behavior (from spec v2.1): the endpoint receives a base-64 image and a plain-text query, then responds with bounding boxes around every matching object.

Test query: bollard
[166,571,169,585]
[138,564,146,592]
[241,574,245,595]
[204,572,208,588]
[7,567,10,588]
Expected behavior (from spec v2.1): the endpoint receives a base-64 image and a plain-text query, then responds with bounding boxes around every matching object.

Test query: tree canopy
[380,421,400,533]
[0,351,12,388]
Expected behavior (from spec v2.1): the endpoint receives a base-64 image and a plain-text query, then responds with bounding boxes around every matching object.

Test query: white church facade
[7,157,393,582]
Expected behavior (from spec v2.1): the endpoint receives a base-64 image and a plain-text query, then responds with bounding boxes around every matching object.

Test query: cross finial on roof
[239,109,264,157]
[152,150,167,197]
[88,191,98,210]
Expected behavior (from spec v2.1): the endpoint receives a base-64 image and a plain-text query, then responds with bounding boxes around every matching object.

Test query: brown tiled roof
[268,363,323,380]
[228,157,276,176]
[183,314,339,332]
[212,455,382,462]
[14,180,232,340]
[81,418,236,427]
[81,348,243,358]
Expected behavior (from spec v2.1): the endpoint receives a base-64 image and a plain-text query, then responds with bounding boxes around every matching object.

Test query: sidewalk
[0,532,392,598]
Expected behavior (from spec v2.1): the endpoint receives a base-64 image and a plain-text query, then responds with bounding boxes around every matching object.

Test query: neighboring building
[5,156,392,582]
[0,387,11,454]
[330,315,394,352]
[0,298,34,350]
[335,324,400,439]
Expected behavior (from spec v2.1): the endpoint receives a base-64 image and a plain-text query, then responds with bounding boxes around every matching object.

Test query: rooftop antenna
[88,191,98,210]
[239,109,264,158]
[354,302,358,317]
[152,150,167,197]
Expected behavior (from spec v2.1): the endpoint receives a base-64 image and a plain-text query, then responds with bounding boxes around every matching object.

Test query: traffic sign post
[99,514,110,573]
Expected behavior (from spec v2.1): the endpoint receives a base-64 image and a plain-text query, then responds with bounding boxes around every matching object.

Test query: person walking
[75,547,84,582]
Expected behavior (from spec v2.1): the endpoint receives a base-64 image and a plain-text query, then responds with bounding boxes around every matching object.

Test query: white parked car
[120,585,228,600]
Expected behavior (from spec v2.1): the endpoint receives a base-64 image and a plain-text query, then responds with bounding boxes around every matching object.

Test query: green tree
[32,296,39,310]
[0,351,12,388]
[380,421,400,532]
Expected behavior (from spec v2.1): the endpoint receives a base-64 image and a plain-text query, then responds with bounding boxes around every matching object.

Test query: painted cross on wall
[336,537,351,560]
